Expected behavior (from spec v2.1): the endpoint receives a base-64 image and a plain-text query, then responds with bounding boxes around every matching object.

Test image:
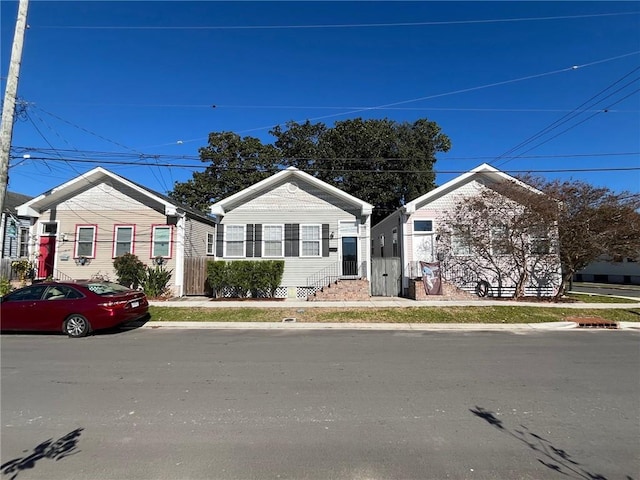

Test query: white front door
[413,234,435,263]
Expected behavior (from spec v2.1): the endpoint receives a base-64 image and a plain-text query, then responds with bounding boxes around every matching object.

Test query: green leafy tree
[170,118,451,224]
[169,131,281,211]
[273,118,451,224]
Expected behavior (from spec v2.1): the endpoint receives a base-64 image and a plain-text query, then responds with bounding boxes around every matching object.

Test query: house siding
[184,217,216,258]
[31,183,178,289]
[218,178,369,290]
[372,174,562,297]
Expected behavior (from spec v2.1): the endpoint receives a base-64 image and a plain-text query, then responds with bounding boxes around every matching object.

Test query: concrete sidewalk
[149,295,640,309]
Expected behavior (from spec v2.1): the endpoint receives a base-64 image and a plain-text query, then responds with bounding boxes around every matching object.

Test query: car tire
[475,280,490,298]
[64,315,91,338]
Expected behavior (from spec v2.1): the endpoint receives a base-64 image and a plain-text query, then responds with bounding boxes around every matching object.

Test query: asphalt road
[571,282,640,299]
[2,328,639,480]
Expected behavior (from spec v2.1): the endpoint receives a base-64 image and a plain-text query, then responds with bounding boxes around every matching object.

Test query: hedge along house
[371,163,562,298]
[209,167,374,299]
[16,167,218,297]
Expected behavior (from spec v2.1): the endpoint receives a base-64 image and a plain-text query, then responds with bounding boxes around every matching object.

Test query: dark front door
[341,237,358,276]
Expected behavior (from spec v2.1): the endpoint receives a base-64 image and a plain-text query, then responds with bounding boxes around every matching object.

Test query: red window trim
[74,224,98,258]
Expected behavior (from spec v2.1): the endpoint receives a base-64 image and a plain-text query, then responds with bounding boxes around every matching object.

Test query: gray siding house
[210,167,374,298]
[16,167,217,297]
[1,191,33,260]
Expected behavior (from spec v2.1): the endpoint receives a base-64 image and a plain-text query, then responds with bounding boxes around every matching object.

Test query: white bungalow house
[210,167,374,299]
[15,167,218,297]
[371,163,562,298]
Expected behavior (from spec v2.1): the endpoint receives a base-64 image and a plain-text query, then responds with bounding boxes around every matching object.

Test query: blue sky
[2,1,639,201]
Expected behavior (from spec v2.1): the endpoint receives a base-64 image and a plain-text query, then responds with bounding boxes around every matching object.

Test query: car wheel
[64,315,91,338]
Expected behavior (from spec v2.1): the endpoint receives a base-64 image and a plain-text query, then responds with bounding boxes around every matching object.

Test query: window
[206,232,215,256]
[113,226,134,257]
[41,222,57,235]
[19,227,29,257]
[529,225,551,255]
[452,227,472,256]
[414,220,434,233]
[392,228,398,257]
[379,234,385,257]
[5,285,48,302]
[152,225,172,258]
[263,225,284,257]
[75,225,96,258]
[301,225,321,257]
[491,224,509,255]
[225,225,245,257]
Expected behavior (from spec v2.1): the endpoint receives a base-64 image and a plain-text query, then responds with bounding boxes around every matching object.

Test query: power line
[137,51,640,149]
[10,146,639,163]
[35,11,640,30]
[496,66,640,165]
[32,105,174,193]
[10,156,640,175]
[30,103,640,113]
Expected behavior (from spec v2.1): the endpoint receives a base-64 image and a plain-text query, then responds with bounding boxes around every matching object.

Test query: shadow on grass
[470,406,636,480]
[1,428,83,480]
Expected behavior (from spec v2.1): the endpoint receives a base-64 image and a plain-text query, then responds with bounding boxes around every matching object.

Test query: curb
[140,321,589,331]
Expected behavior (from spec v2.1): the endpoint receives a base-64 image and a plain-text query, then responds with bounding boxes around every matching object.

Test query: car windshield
[84,282,133,296]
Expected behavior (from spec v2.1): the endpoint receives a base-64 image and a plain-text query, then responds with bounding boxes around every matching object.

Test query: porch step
[308,279,370,301]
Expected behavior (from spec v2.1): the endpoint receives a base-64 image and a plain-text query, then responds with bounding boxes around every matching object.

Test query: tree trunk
[554,271,574,300]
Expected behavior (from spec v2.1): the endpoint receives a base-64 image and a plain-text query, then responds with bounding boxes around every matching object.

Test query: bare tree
[526,178,640,297]
[437,180,561,299]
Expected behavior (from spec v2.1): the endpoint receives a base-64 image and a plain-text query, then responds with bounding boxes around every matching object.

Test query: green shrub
[141,265,173,298]
[11,259,32,285]
[206,260,285,298]
[0,277,12,297]
[206,261,227,298]
[113,253,146,289]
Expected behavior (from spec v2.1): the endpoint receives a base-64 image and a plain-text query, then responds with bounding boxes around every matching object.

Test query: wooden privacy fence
[371,257,402,296]
[0,259,17,280]
[183,257,210,296]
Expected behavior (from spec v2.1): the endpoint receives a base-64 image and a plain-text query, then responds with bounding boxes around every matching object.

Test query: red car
[0,281,149,338]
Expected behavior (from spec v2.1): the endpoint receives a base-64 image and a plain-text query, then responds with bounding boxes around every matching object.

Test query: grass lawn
[148,304,640,324]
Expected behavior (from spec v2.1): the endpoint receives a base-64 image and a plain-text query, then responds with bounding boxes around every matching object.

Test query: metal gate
[183,257,209,296]
[371,257,402,296]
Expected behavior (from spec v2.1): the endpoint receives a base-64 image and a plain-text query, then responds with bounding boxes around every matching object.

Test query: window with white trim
[225,225,245,257]
[529,225,551,254]
[152,226,172,258]
[263,225,284,257]
[41,222,58,235]
[413,220,434,233]
[300,224,321,257]
[76,226,96,258]
[452,227,472,256]
[206,232,215,256]
[491,224,509,255]
[19,227,29,257]
[113,226,134,257]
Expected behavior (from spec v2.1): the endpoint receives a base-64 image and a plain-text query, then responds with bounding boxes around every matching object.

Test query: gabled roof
[402,163,544,214]
[16,167,216,224]
[210,167,374,216]
[3,191,33,214]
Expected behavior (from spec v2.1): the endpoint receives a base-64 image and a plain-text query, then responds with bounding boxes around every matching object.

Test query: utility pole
[0,0,29,216]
